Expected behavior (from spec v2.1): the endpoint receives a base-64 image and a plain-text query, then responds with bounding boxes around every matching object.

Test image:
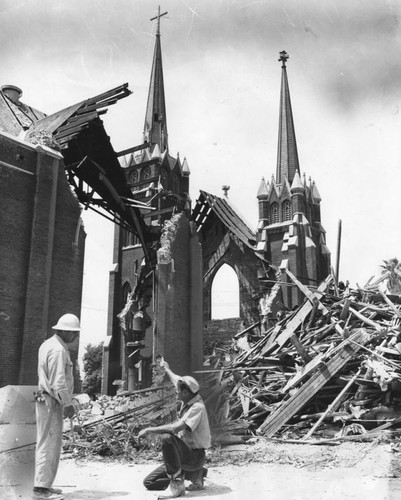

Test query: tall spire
[276,50,300,185]
[143,7,169,152]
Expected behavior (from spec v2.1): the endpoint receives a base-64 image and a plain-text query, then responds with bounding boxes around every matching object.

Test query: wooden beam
[257,329,370,437]
[379,291,401,318]
[283,269,343,336]
[302,368,361,440]
[275,300,313,348]
[56,111,99,132]
[82,83,130,107]
[233,322,261,339]
[282,353,324,393]
[339,298,352,321]
[349,307,382,331]
[289,333,312,363]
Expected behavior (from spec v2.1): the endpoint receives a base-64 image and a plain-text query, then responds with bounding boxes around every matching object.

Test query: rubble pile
[63,269,401,454]
[63,386,176,458]
[204,269,401,443]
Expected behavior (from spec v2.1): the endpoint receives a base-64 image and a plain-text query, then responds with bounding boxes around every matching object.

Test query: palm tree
[380,258,401,294]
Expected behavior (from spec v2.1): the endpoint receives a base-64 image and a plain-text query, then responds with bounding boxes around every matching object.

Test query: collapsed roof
[192,190,257,249]
[0,83,150,258]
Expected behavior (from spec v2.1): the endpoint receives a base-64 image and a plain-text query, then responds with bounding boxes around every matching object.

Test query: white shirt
[37,334,74,406]
[178,394,212,449]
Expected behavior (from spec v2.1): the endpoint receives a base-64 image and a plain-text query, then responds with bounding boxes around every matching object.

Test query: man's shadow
[150,481,232,499]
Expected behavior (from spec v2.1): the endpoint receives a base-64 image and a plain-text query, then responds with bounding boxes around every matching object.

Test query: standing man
[33,313,81,500]
[139,360,211,497]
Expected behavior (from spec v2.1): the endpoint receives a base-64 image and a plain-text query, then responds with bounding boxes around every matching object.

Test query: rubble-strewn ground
[3,439,401,499]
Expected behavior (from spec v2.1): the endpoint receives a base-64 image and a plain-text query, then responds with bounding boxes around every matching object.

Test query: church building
[256,51,331,309]
[104,34,332,392]
[105,11,197,394]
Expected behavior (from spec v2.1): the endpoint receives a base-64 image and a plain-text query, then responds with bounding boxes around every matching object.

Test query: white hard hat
[52,313,81,331]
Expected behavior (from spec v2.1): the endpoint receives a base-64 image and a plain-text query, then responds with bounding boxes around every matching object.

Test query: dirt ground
[3,439,401,500]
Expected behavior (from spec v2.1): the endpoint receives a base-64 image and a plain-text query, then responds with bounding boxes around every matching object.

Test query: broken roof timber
[257,328,371,437]
[192,190,256,248]
[23,83,150,258]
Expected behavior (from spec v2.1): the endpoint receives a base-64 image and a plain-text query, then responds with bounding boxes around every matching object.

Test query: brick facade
[155,214,203,376]
[0,133,85,387]
[204,318,244,355]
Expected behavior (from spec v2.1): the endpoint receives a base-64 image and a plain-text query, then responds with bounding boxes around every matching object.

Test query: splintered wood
[200,271,401,443]
[63,386,178,458]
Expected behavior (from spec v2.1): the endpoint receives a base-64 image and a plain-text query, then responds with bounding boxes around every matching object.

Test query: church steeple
[143,7,168,153]
[276,51,300,185]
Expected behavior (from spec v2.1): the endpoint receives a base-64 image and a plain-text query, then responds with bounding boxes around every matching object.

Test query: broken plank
[282,353,324,393]
[257,329,370,437]
[379,291,401,318]
[233,321,261,339]
[349,307,382,331]
[339,298,352,321]
[275,278,333,348]
[284,268,343,335]
[302,368,362,440]
[259,321,289,356]
[288,333,312,363]
[276,300,314,347]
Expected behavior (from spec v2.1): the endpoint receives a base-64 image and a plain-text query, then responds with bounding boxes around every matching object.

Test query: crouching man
[138,361,211,497]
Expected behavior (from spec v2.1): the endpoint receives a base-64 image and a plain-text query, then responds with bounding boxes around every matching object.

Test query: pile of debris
[199,269,401,444]
[64,268,401,454]
[63,386,177,458]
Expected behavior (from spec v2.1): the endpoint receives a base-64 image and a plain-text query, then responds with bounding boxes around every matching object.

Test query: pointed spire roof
[311,181,322,202]
[276,51,300,186]
[151,143,162,159]
[181,157,190,176]
[257,177,269,199]
[143,7,169,153]
[291,170,304,191]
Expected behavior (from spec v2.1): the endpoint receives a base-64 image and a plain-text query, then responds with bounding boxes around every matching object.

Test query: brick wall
[0,136,37,384]
[203,317,244,354]
[0,135,85,387]
[160,214,191,375]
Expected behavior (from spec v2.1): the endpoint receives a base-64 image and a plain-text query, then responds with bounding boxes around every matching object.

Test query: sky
[1,0,401,353]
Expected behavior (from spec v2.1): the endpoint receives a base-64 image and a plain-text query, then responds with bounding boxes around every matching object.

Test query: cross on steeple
[150,6,168,36]
[278,50,289,68]
[222,185,230,198]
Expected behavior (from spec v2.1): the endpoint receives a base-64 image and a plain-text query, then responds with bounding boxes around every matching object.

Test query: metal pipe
[335,219,342,283]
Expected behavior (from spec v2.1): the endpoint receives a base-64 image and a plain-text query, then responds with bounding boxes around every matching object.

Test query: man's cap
[178,375,199,394]
[52,313,81,331]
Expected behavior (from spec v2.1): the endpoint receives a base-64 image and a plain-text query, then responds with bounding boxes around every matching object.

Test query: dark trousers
[143,434,206,491]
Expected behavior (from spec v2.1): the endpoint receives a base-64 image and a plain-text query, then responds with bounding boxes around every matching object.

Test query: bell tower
[256,51,330,309]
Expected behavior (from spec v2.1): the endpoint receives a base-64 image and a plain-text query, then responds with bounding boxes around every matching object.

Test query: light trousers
[34,395,63,488]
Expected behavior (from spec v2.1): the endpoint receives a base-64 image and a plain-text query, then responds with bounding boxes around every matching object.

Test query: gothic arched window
[211,264,240,319]
[122,228,134,247]
[270,203,279,224]
[142,167,151,180]
[129,170,138,185]
[161,168,169,189]
[173,173,180,193]
[282,200,292,221]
